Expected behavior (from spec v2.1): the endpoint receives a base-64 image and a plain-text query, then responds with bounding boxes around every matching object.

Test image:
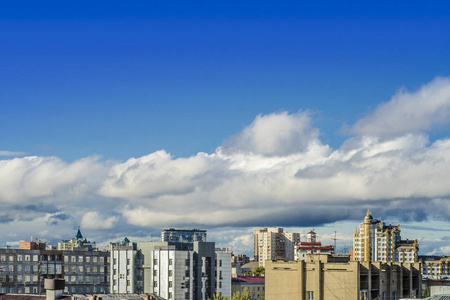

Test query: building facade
[353,210,419,263]
[0,239,109,294]
[266,254,422,300]
[295,231,334,261]
[254,227,300,267]
[215,248,232,299]
[420,255,450,278]
[111,241,231,300]
[58,228,97,251]
[161,229,207,243]
[231,277,265,300]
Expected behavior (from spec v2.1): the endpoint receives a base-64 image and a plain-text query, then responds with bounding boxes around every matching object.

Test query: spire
[76,226,83,239]
[364,209,373,221]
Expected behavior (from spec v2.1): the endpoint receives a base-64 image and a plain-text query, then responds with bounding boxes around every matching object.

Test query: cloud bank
[1,77,450,254]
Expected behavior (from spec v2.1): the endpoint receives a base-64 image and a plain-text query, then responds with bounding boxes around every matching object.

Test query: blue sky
[1,0,450,256]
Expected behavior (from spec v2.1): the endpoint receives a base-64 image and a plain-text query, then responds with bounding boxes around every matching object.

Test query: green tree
[210,292,230,300]
[245,266,265,276]
[258,294,265,300]
[423,286,430,297]
[231,288,251,300]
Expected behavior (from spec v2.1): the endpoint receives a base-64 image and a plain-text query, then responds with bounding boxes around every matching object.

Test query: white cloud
[0,151,27,157]
[3,81,450,255]
[81,212,119,230]
[223,111,322,156]
[352,77,450,137]
[0,156,106,203]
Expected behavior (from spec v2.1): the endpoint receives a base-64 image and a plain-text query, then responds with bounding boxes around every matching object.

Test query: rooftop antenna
[332,231,338,252]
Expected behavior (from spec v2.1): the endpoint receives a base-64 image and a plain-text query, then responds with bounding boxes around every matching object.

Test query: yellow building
[353,210,418,263]
[265,254,421,300]
[58,228,97,251]
[420,255,450,278]
[254,227,300,267]
[231,276,265,300]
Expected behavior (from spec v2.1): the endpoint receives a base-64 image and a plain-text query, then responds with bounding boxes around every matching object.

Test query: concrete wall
[266,255,421,300]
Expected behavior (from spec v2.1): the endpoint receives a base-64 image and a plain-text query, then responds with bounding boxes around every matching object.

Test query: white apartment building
[215,248,232,298]
[110,238,141,294]
[111,240,230,300]
[254,227,300,267]
[353,210,418,263]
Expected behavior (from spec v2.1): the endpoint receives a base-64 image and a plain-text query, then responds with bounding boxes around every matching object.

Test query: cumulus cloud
[81,212,119,230]
[2,78,450,255]
[0,156,106,203]
[222,111,322,156]
[352,77,450,137]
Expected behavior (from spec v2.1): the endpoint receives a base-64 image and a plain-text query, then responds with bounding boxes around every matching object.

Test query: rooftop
[232,276,265,283]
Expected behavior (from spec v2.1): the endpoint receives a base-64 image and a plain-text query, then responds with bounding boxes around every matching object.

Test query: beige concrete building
[353,210,419,263]
[254,227,300,267]
[265,254,421,300]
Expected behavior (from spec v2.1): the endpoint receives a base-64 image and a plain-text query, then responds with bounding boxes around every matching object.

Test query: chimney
[45,278,65,300]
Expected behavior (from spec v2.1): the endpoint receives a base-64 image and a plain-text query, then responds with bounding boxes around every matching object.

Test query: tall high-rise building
[254,227,300,267]
[353,209,418,263]
[110,240,231,300]
[161,228,207,243]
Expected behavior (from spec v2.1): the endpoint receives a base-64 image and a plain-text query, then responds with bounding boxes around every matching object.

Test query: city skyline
[1,1,450,258]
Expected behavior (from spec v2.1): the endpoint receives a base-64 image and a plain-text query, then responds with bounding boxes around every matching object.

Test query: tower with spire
[353,210,418,263]
[58,227,97,251]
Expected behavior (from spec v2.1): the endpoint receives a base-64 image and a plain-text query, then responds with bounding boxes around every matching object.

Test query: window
[25,255,30,261]
[168,292,172,299]
[168,270,172,277]
[78,256,83,263]
[17,265,22,272]
[93,257,98,263]
[17,255,22,261]
[153,281,158,287]
[0,255,5,261]
[153,270,157,276]
[72,256,76,263]
[33,255,38,262]
[307,291,314,300]
[9,255,14,261]
[219,260,222,267]
[153,259,158,265]
[127,259,130,265]
[169,281,173,288]
[169,259,173,265]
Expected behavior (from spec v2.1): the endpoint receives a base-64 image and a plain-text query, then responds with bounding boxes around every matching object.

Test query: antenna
[332,231,338,253]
